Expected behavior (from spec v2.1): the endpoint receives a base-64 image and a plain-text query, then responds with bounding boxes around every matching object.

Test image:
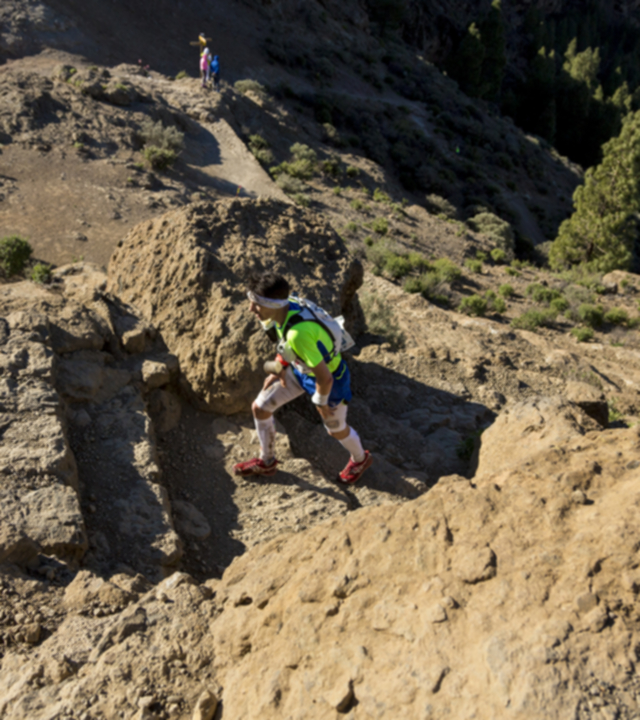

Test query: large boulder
[107,198,363,414]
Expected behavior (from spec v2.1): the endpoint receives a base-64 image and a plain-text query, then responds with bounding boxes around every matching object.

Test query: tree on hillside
[446,22,485,97]
[447,3,506,102]
[555,40,602,163]
[549,110,640,273]
[517,46,557,143]
[478,0,506,102]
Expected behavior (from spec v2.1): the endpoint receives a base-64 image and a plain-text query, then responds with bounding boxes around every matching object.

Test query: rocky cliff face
[1,396,639,719]
[0,264,186,583]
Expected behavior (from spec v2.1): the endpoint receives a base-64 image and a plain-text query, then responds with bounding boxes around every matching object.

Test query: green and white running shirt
[276,304,342,376]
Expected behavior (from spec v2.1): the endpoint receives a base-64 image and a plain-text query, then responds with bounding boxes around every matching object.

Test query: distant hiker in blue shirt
[210,55,220,91]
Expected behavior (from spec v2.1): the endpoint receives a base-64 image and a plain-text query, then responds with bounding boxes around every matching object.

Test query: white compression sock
[338,427,365,463]
[254,416,276,462]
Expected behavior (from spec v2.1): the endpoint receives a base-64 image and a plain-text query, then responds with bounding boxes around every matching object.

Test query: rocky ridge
[1,2,640,718]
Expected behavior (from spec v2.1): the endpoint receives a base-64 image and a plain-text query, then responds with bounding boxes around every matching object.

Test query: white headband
[247,290,289,309]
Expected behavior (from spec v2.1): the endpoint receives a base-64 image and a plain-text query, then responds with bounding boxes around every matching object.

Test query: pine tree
[518,47,557,143]
[478,0,506,102]
[446,23,485,97]
[550,110,640,273]
[555,40,601,163]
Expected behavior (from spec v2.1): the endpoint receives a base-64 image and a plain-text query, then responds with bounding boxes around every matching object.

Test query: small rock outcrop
[0,265,183,580]
[107,198,364,414]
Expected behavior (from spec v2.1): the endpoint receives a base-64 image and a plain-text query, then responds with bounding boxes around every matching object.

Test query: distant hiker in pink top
[200,46,211,88]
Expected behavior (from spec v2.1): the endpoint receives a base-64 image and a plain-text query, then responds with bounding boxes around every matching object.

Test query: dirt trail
[142,72,290,202]
[0,53,288,268]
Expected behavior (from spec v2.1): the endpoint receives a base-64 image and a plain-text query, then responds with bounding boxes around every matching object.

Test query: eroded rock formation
[107,198,364,414]
[1,396,639,719]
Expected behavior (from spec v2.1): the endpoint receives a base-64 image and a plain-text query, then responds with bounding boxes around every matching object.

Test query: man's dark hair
[247,271,290,299]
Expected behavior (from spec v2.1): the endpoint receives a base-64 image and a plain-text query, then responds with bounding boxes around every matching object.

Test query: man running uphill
[233,272,373,485]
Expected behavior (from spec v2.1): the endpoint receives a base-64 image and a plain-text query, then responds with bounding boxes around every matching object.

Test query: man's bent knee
[329,426,350,441]
[252,401,272,420]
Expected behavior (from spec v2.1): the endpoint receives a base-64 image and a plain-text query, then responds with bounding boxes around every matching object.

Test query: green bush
[577,304,605,328]
[490,248,506,264]
[403,276,423,293]
[271,158,315,180]
[604,307,629,325]
[276,173,306,194]
[364,236,374,246]
[290,143,317,163]
[365,243,389,274]
[249,135,274,167]
[0,236,33,277]
[323,123,343,146]
[526,283,563,305]
[350,199,364,211]
[139,119,184,170]
[343,222,358,235]
[571,326,594,342]
[467,211,515,257]
[511,308,557,331]
[139,119,184,153]
[407,252,430,272]
[332,186,342,196]
[360,291,405,350]
[372,217,389,235]
[321,158,340,177]
[346,165,359,178]
[249,135,275,166]
[459,294,488,316]
[385,254,413,279]
[432,258,462,284]
[417,272,441,297]
[253,148,275,167]
[499,283,514,298]
[30,262,52,284]
[491,295,507,314]
[424,194,457,219]
[249,134,269,150]
[505,266,521,277]
[293,193,310,207]
[234,79,267,96]
[564,284,595,306]
[550,296,570,313]
[373,187,391,204]
[174,70,188,80]
[608,397,624,424]
[465,258,483,274]
[143,146,176,170]
[405,272,450,306]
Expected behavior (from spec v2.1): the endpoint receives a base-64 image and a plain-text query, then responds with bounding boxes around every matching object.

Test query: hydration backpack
[277,295,355,369]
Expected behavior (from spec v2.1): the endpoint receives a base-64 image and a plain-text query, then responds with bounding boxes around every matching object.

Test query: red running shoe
[233,457,279,477]
[337,451,373,485]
